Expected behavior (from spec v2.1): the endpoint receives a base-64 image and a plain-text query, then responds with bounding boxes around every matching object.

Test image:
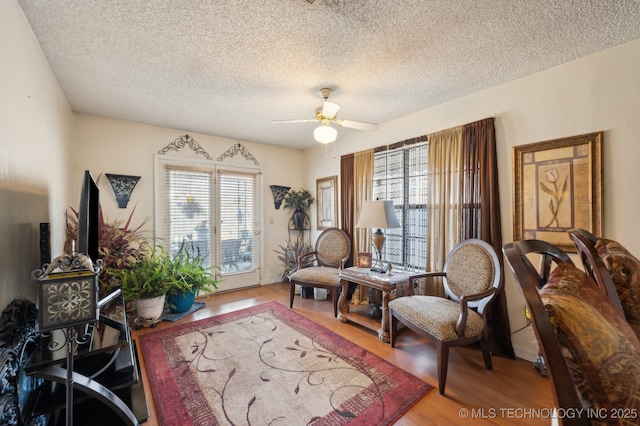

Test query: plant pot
[292,209,306,229]
[135,294,166,322]
[167,290,196,313]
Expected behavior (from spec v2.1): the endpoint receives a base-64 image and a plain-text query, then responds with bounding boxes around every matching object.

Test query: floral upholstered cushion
[541,263,640,424]
[289,266,341,287]
[595,238,640,335]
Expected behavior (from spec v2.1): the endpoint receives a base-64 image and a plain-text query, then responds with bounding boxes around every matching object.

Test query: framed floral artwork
[316,176,338,230]
[512,131,603,252]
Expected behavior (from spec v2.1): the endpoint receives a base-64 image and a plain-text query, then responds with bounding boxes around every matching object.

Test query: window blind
[373,142,428,270]
[165,166,213,267]
[218,170,258,272]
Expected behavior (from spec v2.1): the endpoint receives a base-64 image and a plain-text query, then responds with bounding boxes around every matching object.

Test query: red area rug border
[139,301,432,425]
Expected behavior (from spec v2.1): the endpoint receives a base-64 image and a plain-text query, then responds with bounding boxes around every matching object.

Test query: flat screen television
[77,170,100,262]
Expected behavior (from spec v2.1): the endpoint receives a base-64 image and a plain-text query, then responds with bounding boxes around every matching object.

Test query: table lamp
[356,200,400,273]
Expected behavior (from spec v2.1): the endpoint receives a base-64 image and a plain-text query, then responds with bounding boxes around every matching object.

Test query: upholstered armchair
[388,239,502,395]
[289,228,351,317]
[503,239,640,426]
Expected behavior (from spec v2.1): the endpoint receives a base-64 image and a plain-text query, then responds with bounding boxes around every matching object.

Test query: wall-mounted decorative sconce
[105,173,141,208]
[270,185,291,209]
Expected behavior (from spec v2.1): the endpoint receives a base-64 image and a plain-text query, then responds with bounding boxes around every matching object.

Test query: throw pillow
[541,263,640,425]
[595,238,640,334]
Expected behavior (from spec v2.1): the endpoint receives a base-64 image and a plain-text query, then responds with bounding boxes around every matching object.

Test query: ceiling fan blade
[321,101,340,119]
[335,119,378,131]
[271,119,317,124]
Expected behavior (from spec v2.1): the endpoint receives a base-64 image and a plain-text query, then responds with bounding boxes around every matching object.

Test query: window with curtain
[373,142,428,270]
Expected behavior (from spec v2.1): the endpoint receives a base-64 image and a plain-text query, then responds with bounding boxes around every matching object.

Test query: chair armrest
[461,287,497,303]
[455,287,498,337]
[409,272,446,279]
[339,258,348,270]
[404,272,446,295]
[298,251,317,269]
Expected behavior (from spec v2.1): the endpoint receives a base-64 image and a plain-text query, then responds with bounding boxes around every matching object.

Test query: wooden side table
[338,267,419,343]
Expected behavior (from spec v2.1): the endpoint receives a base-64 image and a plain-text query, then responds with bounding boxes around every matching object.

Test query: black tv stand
[5,292,149,425]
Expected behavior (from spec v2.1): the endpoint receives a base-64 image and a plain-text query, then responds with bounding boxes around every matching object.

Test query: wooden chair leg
[331,288,338,317]
[289,281,296,309]
[479,328,493,370]
[389,312,397,347]
[436,341,449,395]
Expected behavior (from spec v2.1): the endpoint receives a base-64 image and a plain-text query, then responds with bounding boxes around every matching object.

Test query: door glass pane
[219,172,256,273]
[167,169,212,267]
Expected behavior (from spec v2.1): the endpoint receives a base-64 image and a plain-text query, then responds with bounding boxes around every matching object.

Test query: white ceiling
[17,0,640,149]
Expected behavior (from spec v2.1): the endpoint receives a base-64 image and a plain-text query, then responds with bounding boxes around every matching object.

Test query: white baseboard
[513,342,539,363]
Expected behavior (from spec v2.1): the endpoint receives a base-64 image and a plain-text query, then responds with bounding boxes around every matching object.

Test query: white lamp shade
[356,200,400,229]
[314,124,337,143]
[321,101,340,119]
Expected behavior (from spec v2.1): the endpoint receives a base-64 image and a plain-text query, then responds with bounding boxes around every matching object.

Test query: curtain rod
[341,116,497,159]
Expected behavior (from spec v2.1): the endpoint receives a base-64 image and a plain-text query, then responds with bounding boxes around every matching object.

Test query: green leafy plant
[283,188,314,211]
[275,239,314,281]
[166,241,220,297]
[116,247,174,300]
[66,204,150,289]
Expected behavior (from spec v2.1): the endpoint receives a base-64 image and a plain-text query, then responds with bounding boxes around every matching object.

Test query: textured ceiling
[17,0,640,149]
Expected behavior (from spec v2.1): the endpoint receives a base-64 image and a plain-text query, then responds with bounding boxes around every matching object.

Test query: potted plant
[283,188,314,229]
[178,196,203,219]
[116,247,174,324]
[166,242,221,313]
[275,239,313,282]
[66,205,150,290]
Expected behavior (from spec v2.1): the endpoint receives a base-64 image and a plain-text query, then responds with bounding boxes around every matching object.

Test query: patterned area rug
[139,301,431,425]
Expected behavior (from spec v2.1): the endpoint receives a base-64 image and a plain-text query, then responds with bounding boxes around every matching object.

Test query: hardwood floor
[132,282,553,425]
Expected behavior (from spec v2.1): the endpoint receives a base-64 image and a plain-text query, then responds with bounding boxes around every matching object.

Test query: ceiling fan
[272,88,378,143]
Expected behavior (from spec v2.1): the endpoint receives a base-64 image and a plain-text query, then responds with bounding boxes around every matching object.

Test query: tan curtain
[426,126,464,294]
[353,150,374,255]
[352,150,374,303]
[462,118,514,358]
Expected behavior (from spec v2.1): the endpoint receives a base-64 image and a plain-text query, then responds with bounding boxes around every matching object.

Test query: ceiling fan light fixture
[314,124,337,144]
[321,101,340,119]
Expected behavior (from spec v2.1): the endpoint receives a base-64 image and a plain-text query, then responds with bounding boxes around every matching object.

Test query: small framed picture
[356,252,372,268]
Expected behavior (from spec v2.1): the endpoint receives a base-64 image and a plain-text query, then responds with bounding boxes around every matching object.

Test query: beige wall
[4,0,640,361]
[72,114,305,285]
[0,1,74,307]
[302,38,640,360]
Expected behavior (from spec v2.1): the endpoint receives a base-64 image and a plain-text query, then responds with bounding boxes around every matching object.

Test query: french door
[155,156,262,291]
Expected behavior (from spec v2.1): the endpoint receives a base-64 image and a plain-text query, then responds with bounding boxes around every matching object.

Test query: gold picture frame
[512,131,603,252]
[316,176,338,230]
[356,252,372,268]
